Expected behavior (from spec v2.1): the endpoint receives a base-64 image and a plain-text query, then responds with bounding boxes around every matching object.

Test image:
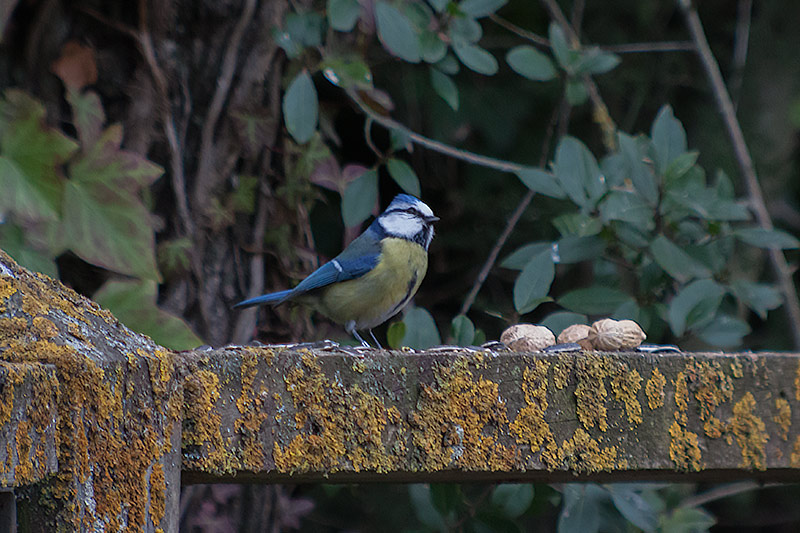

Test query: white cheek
[380,213,422,238]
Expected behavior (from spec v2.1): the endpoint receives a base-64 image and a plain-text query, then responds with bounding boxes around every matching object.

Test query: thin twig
[538,0,617,150]
[137,0,195,239]
[489,14,549,47]
[677,0,800,349]
[458,100,566,317]
[603,41,695,53]
[679,481,785,509]
[347,90,525,174]
[194,0,257,209]
[730,0,752,111]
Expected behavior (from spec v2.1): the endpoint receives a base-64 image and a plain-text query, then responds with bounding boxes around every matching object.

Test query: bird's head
[377,194,439,250]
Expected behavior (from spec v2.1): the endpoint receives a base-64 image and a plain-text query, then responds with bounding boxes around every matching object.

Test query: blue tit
[234,194,438,347]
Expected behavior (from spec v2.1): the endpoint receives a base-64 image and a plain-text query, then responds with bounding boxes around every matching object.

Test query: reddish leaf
[51,41,98,90]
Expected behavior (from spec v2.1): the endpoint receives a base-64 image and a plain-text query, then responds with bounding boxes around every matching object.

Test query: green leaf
[667,279,725,337]
[554,136,605,209]
[0,90,78,222]
[321,57,373,90]
[515,167,566,199]
[666,182,751,221]
[650,235,712,283]
[386,158,421,196]
[452,41,498,75]
[729,280,782,319]
[541,311,587,336]
[430,68,459,111]
[449,16,483,43]
[663,151,698,184]
[554,235,605,264]
[375,1,421,63]
[548,22,571,70]
[67,89,105,147]
[401,307,441,349]
[420,31,448,63]
[617,132,658,204]
[435,54,461,75]
[506,46,557,81]
[574,47,620,75]
[733,227,800,249]
[599,191,654,229]
[553,212,603,237]
[650,105,687,175]
[565,79,588,106]
[500,242,549,270]
[283,70,318,144]
[0,222,58,277]
[430,484,461,515]
[491,484,534,519]
[697,314,750,347]
[606,485,657,533]
[409,484,449,531]
[613,221,650,248]
[612,299,641,323]
[513,250,555,314]
[558,484,605,533]
[558,286,632,315]
[451,315,476,346]
[386,321,406,349]
[328,0,361,31]
[660,507,716,533]
[459,0,507,18]
[285,12,324,47]
[93,279,202,350]
[341,168,378,227]
[63,125,162,280]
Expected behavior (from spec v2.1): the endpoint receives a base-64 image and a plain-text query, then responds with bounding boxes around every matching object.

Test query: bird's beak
[425,215,440,223]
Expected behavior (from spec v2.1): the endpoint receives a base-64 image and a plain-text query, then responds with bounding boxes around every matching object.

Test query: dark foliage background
[2,0,800,531]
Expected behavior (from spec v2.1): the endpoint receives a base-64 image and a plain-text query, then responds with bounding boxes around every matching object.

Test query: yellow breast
[317,238,428,329]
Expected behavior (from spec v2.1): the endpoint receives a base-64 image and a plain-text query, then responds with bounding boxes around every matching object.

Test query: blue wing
[233,227,382,308]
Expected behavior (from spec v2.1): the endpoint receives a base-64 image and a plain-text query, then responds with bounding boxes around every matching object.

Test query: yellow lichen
[685,359,733,422]
[795,361,800,402]
[150,463,166,528]
[510,361,557,467]
[730,359,743,379]
[703,416,724,439]
[728,392,768,470]
[552,357,571,390]
[411,358,515,471]
[574,354,608,432]
[557,428,620,473]
[774,398,791,441]
[184,370,233,473]
[645,368,666,410]
[668,420,702,471]
[674,371,688,412]
[235,349,269,470]
[791,436,800,468]
[611,367,642,425]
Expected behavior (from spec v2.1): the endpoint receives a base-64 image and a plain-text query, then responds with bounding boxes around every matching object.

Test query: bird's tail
[232,289,294,309]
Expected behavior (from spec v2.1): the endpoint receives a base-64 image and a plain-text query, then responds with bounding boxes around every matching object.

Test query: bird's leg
[346,321,371,348]
[368,329,383,349]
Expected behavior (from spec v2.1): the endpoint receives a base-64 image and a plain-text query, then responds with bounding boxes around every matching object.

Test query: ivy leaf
[733,227,800,249]
[430,67,459,111]
[650,235,712,283]
[375,1,421,63]
[452,41,498,75]
[93,279,202,351]
[63,125,163,280]
[513,250,555,314]
[328,0,361,31]
[667,279,725,337]
[66,89,105,147]
[401,307,441,349]
[283,70,319,144]
[0,222,58,277]
[650,105,687,175]
[558,286,632,315]
[729,280,783,319]
[515,167,566,199]
[0,90,78,222]
[506,45,557,81]
[386,158,421,196]
[341,168,378,227]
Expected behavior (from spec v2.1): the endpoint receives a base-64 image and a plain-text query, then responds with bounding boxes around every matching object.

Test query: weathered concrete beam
[180,346,800,484]
[1,251,180,532]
